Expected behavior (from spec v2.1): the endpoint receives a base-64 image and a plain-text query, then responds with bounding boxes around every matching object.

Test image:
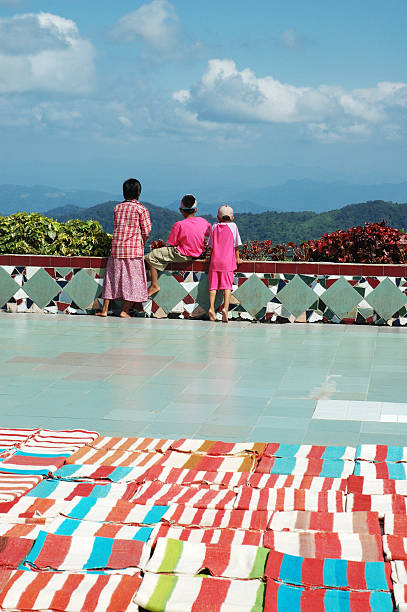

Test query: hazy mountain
[165,200,264,215]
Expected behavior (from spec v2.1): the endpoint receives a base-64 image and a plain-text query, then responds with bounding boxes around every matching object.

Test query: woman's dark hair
[123,178,141,200]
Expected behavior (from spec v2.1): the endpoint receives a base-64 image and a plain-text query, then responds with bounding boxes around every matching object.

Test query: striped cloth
[53,464,149,483]
[263,531,384,562]
[0,473,43,502]
[0,451,67,476]
[89,436,173,453]
[158,451,257,473]
[0,517,50,539]
[19,428,99,453]
[247,474,347,491]
[234,487,345,512]
[383,535,407,561]
[356,444,407,462]
[0,428,39,450]
[62,499,169,525]
[66,447,165,468]
[264,581,393,612]
[268,511,381,535]
[150,524,264,547]
[169,439,266,456]
[347,475,407,495]
[394,584,407,612]
[263,443,356,461]
[384,513,407,536]
[255,457,354,478]
[25,479,138,501]
[43,516,154,541]
[0,537,35,568]
[161,505,271,530]
[0,496,68,519]
[0,570,141,611]
[346,493,407,517]
[145,538,269,579]
[134,572,265,612]
[129,482,237,509]
[23,531,151,571]
[354,460,407,479]
[391,560,407,584]
[142,465,249,489]
[264,550,392,590]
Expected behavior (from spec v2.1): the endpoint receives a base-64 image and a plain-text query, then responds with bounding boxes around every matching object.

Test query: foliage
[240,240,287,261]
[149,239,167,251]
[0,212,112,256]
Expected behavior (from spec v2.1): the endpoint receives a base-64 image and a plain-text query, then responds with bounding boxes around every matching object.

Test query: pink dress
[208,222,242,291]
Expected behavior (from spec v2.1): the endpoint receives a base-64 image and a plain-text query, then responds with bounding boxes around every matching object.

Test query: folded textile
[53,464,149,484]
[247,473,347,491]
[158,451,256,473]
[394,584,407,612]
[255,457,354,478]
[390,560,407,584]
[66,447,165,468]
[26,479,138,501]
[268,511,381,535]
[383,535,407,561]
[0,570,141,611]
[356,444,407,462]
[0,517,50,539]
[346,493,407,517]
[263,443,356,461]
[161,505,271,530]
[150,524,264,547]
[129,482,237,509]
[23,531,151,571]
[0,473,43,502]
[62,498,169,525]
[264,580,393,612]
[89,436,173,453]
[384,513,407,536]
[146,538,269,579]
[0,452,67,476]
[0,536,35,568]
[19,428,100,452]
[169,439,266,456]
[263,530,384,562]
[264,550,391,591]
[0,428,39,450]
[43,517,154,541]
[142,465,249,488]
[134,572,265,612]
[0,496,65,518]
[235,487,345,512]
[354,460,407,479]
[347,474,407,495]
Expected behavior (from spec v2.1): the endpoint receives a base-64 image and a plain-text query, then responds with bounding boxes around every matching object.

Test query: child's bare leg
[147,263,160,297]
[95,299,109,317]
[221,290,231,323]
[208,290,217,321]
[120,300,132,318]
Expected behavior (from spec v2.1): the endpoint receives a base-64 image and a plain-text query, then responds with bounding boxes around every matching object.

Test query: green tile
[277,275,316,319]
[366,277,407,320]
[302,432,360,446]
[189,276,223,312]
[250,427,304,444]
[307,419,362,432]
[64,269,101,310]
[0,268,19,307]
[55,267,72,276]
[153,272,188,313]
[321,277,362,320]
[23,268,60,309]
[232,275,272,316]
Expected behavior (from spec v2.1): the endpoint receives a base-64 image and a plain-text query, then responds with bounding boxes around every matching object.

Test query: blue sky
[0,0,406,202]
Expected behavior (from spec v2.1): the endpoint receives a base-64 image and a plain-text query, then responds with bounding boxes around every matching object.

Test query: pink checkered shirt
[111,200,152,259]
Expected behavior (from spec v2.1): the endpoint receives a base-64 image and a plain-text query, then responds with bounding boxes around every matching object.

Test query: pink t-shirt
[167,216,211,257]
[208,222,242,272]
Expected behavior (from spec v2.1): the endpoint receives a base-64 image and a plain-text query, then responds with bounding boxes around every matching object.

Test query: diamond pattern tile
[232,274,272,316]
[365,277,407,320]
[321,276,362,320]
[22,268,60,310]
[277,274,316,319]
[189,275,224,312]
[64,269,101,311]
[153,272,188,313]
[0,267,19,307]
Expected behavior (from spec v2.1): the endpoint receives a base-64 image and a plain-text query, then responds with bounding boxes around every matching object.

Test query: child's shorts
[208,270,234,291]
[145,246,193,271]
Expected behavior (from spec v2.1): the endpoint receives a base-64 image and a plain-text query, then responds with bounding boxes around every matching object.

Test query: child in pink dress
[208,205,242,322]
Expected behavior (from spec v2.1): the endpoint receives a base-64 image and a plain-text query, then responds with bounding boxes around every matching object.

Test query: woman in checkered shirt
[96,178,152,318]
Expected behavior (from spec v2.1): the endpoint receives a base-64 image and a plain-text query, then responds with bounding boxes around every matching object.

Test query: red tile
[191,261,207,272]
[45,267,56,278]
[295,263,319,275]
[384,265,407,277]
[360,265,384,276]
[338,264,364,276]
[9,255,31,266]
[275,262,297,274]
[167,262,189,271]
[70,257,91,268]
[254,261,276,273]
[237,261,255,273]
[0,255,12,265]
[317,263,341,275]
[90,257,107,268]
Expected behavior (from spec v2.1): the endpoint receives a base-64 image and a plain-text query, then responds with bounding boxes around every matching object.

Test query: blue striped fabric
[355,445,405,462]
[64,498,169,524]
[354,461,407,479]
[53,465,134,482]
[26,480,116,498]
[274,445,350,460]
[269,457,349,477]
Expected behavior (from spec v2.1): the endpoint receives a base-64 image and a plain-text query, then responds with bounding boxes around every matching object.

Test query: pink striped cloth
[129,482,237,509]
[0,428,39,450]
[248,473,347,491]
[157,451,257,473]
[0,453,66,475]
[142,465,249,488]
[255,456,354,477]
[384,514,407,536]
[235,486,345,512]
[19,428,99,454]
[348,475,407,495]
[263,530,384,561]
[66,447,165,468]
[25,480,138,501]
[169,439,266,456]
[89,436,173,453]
[0,473,43,502]
[61,499,167,525]
[263,443,356,460]
[268,511,381,535]
[150,523,264,547]
[383,536,407,561]
[0,517,50,539]
[162,505,271,530]
[0,497,65,518]
[346,493,407,517]
[0,570,142,611]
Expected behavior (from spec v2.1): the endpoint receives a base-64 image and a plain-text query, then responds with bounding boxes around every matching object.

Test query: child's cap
[218,205,234,218]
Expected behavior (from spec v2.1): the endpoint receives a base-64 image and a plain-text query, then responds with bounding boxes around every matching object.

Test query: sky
[0,0,406,202]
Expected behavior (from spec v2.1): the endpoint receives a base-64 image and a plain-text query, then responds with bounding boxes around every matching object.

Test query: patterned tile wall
[1,256,407,325]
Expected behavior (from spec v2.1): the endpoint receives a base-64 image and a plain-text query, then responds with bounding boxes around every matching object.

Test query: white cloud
[0,12,95,94]
[277,29,304,50]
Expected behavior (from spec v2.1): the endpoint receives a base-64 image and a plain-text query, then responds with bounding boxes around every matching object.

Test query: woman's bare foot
[95,311,107,317]
[119,311,131,318]
[208,308,217,322]
[221,309,229,323]
[148,284,160,297]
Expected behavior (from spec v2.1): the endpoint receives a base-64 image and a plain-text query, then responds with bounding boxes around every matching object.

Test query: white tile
[381,402,407,415]
[381,414,398,422]
[398,416,407,423]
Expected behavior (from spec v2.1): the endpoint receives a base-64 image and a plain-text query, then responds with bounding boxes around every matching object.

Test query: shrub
[240,240,287,261]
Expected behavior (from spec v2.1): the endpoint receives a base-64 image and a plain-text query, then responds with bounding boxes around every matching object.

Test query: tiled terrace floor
[1,313,407,447]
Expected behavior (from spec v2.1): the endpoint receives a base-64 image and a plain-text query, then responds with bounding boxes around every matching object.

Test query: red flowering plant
[149,239,167,251]
[240,240,287,261]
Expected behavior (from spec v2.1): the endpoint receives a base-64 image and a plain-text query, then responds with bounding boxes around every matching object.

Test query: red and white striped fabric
[53,464,149,483]
[235,486,345,512]
[129,482,237,509]
[0,453,66,475]
[384,514,407,536]
[255,456,354,477]
[263,443,356,460]
[19,429,99,453]
[66,447,165,468]
[0,517,49,538]
[44,517,154,540]
[347,475,407,495]
[150,523,264,547]
[61,499,166,525]
[169,439,266,456]
[26,480,138,502]
[346,493,407,517]
[355,444,407,462]
[247,473,347,491]
[393,584,407,612]
[157,451,256,473]
[0,496,65,519]
[383,536,407,561]
[142,465,249,489]
[0,570,141,611]
[0,473,43,502]
[0,536,34,568]
[263,530,384,561]
[268,511,381,535]
[162,505,271,531]
[355,461,407,479]
[89,436,173,454]
[0,428,39,450]
[391,560,407,584]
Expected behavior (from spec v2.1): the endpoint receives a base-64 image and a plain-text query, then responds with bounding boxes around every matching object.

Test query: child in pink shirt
[208,205,242,322]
